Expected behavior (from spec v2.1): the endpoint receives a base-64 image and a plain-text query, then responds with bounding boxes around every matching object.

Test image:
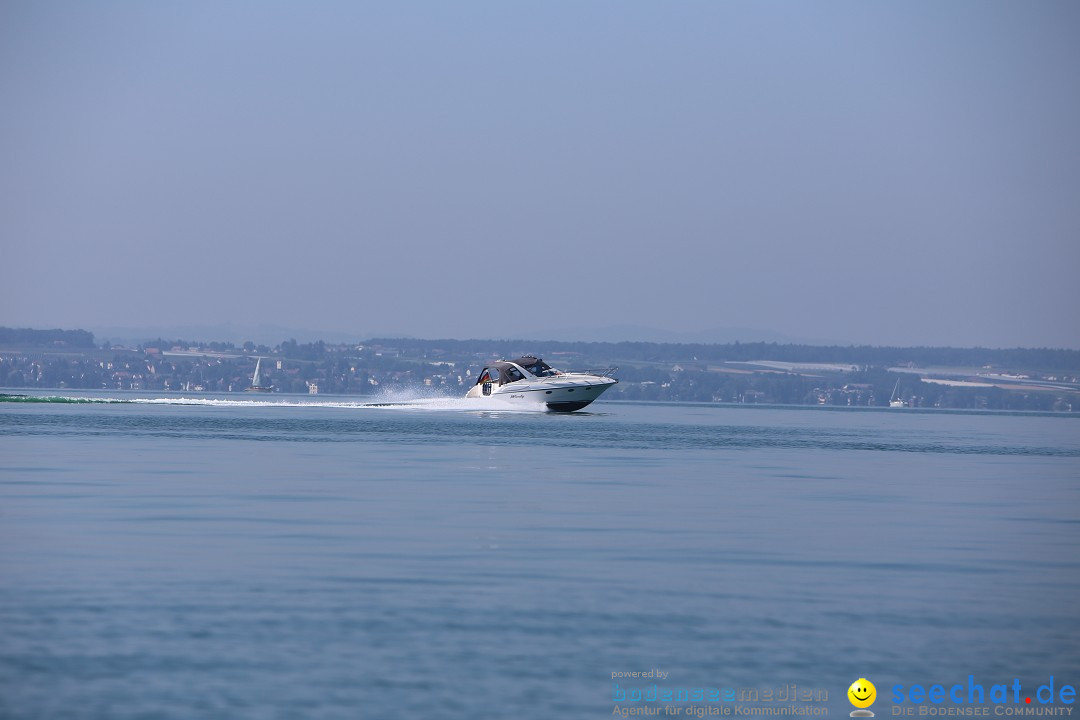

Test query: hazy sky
[2,1,1078,348]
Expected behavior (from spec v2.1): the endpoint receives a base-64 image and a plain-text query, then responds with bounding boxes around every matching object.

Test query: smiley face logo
[848,678,876,709]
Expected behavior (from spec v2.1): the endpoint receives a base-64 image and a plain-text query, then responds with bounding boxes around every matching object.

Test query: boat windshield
[522,359,558,377]
[476,365,526,386]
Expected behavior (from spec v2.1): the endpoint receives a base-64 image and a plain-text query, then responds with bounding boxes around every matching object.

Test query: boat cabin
[473,356,559,394]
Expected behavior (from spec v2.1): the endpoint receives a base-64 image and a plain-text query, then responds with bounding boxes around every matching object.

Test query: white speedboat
[465,356,617,412]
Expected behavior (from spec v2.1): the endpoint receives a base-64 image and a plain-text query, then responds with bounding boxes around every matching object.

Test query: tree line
[0,327,96,348]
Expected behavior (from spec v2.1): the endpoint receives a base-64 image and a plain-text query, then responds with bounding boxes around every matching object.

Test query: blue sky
[2,1,1078,347]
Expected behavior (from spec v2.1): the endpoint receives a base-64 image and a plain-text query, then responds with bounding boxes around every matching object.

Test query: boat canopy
[512,357,558,377]
[474,357,558,385]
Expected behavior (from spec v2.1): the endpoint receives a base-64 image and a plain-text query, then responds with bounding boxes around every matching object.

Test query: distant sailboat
[246,357,272,392]
[889,378,906,408]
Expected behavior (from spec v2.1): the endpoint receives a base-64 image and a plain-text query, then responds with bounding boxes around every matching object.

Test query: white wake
[4,387,548,413]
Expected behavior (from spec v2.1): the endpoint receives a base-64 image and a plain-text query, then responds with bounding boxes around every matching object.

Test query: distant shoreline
[2,327,1078,412]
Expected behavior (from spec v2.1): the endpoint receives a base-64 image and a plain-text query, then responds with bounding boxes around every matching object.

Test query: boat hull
[466,375,616,411]
[545,399,595,412]
[536,381,615,411]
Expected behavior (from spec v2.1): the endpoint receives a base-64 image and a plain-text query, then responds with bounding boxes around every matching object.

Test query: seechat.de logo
[849,678,877,717]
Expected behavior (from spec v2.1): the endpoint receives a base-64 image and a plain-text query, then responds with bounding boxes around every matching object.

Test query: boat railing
[564,366,618,378]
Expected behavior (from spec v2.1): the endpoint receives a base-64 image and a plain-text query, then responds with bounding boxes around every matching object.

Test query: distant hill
[89,323,365,347]
[3,325,1078,373]
[0,327,95,348]
[365,337,1080,373]
[524,323,848,346]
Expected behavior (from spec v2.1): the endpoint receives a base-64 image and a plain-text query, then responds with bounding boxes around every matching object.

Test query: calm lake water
[1,393,1078,719]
